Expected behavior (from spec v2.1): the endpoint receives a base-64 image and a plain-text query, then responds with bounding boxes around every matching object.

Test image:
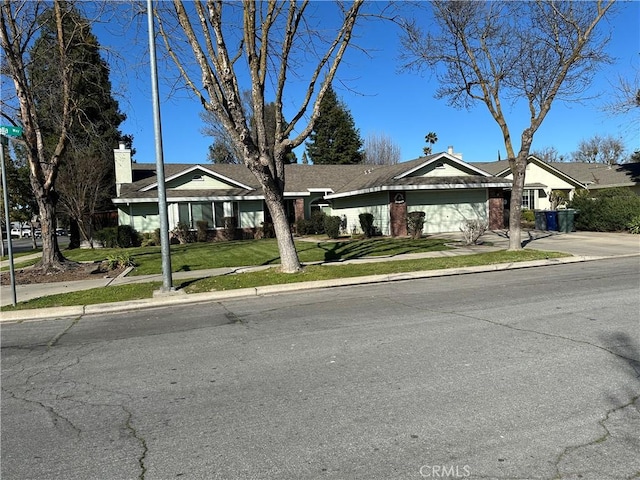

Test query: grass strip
[183,249,566,292]
[1,250,566,311]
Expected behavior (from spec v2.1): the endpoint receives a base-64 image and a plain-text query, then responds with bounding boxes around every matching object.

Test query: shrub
[172,222,192,244]
[407,211,426,239]
[570,187,640,231]
[261,222,275,238]
[310,210,326,234]
[359,213,375,238]
[95,226,140,248]
[116,225,139,248]
[324,215,342,239]
[460,220,488,245]
[550,190,568,210]
[628,215,640,234]
[196,221,209,242]
[95,227,118,248]
[140,232,156,247]
[221,217,236,241]
[296,218,315,236]
[106,251,136,270]
[521,209,535,223]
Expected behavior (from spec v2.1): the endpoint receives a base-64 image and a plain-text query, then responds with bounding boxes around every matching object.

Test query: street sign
[0,125,23,137]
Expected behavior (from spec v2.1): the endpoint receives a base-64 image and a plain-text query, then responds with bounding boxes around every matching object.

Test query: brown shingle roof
[472,158,640,189]
[118,153,512,202]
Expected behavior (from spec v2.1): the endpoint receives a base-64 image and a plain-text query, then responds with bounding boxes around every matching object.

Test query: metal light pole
[147,0,173,292]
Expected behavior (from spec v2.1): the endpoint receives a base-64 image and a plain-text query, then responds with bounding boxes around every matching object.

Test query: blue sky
[103,1,639,166]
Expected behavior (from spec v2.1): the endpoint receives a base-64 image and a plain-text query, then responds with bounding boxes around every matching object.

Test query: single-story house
[476,156,640,210]
[112,144,511,237]
[113,144,639,237]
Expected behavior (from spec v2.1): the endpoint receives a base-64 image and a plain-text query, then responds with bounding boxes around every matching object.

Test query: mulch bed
[0,262,126,285]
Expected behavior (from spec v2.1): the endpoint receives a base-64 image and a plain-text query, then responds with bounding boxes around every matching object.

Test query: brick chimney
[114,142,132,196]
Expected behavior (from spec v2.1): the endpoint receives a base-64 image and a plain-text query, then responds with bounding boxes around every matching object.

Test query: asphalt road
[2,258,639,480]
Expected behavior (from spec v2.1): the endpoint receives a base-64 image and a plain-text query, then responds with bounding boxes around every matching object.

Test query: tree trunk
[507,155,528,251]
[34,192,67,271]
[263,192,302,273]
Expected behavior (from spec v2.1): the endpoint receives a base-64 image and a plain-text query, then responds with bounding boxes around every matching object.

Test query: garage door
[407,190,488,234]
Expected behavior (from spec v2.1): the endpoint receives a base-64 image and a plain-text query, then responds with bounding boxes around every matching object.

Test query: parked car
[10,227,31,238]
[55,228,68,236]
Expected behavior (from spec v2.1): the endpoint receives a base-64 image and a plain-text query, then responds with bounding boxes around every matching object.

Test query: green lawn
[1,243,568,311]
[59,237,453,275]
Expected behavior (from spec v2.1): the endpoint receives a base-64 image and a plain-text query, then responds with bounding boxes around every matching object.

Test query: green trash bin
[534,210,546,230]
[557,209,575,233]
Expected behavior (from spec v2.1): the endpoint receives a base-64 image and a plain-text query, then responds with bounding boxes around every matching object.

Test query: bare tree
[571,134,625,165]
[363,132,401,165]
[0,0,74,271]
[531,146,564,163]
[155,1,364,272]
[605,67,640,115]
[401,0,615,250]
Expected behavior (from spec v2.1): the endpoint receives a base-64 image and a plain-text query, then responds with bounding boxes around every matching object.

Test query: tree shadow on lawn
[318,237,450,263]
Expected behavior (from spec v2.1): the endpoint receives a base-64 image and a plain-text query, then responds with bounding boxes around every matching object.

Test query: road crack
[552,395,640,480]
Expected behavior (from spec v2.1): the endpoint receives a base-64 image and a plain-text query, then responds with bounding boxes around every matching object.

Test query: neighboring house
[476,156,640,210]
[112,144,511,237]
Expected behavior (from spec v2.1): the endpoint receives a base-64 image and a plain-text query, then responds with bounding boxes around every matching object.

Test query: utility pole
[147,0,173,292]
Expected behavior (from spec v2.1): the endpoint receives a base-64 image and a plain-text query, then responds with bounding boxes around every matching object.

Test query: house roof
[116,153,512,203]
[548,162,640,189]
[473,157,640,190]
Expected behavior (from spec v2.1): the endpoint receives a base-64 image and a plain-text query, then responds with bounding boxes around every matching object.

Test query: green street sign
[0,125,23,137]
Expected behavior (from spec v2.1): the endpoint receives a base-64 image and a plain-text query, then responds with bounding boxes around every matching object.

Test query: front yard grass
[1,249,567,311]
[62,237,453,275]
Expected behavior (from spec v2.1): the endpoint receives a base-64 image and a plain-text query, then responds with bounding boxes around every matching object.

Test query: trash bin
[534,210,547,230]
[557,209,575,233]
[545,211,558,231]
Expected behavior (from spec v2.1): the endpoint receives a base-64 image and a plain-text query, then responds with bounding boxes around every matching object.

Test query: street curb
[3,253,635,323]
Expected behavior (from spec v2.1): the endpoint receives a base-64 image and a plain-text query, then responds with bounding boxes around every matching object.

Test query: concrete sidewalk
[1,230,638,321]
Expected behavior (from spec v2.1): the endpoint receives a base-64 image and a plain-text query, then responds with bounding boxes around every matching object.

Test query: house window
[192,174,203,181]
[178,204,190,226]
[213,201,239,228]
[214,202,225,228]
[521,189,535,210]
[177,202,213,228]
[192,202,213,228]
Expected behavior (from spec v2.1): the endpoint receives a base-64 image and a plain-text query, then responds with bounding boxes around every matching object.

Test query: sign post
[1,125,23,306]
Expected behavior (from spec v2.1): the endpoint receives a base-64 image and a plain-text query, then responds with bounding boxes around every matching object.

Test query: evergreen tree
[305,86,363,165]
[207,141,238,164]
[29,2,126,247]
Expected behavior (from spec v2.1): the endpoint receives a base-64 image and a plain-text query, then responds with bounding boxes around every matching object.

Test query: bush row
[569,187,640,232]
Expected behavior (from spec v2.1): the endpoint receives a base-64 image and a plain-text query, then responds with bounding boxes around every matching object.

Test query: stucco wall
[130,204,160,233]
[166,174,236,190]
[503,163,577,209]
[406,190,488,234]
[411,161,472,178]
[331,192,390,235]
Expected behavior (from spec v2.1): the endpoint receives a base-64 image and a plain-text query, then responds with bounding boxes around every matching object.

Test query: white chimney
[447,145,463,160]
[114,143,132,196]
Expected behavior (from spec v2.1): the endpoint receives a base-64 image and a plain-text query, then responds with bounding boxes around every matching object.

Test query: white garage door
[407,190,488,234]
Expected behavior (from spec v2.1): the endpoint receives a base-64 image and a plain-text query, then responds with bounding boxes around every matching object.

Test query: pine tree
[305,86,363,165]
[29,3,125,247]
